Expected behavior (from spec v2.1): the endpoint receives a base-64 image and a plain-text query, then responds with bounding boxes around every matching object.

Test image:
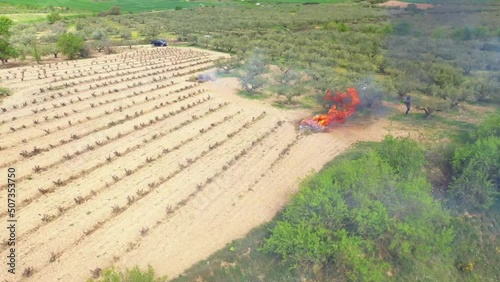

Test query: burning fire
[300,87,360,131]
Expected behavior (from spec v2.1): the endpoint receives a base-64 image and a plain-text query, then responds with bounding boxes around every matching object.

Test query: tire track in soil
[119,121,289,257]
[0,61,214,148]
[0,88,210,178]
[0,49,209,94]
[0,84,207,170]
[11,112,273,281]
[0,100,228,217]
[0,54,209,121]
[45,120,288,282]
[1,105,241,244]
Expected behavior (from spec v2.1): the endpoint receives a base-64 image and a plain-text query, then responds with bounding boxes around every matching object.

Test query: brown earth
[0,46,407,282]
[377,1,435,9]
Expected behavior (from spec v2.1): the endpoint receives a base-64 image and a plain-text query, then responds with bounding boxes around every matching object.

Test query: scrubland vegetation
[0,0,499,281]
[2,1,499,111]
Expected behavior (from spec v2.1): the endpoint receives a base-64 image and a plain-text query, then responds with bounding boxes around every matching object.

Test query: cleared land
[0,0,219,13]
[0,1,354,14]
[378,1,434,9]
[0,47,402,281]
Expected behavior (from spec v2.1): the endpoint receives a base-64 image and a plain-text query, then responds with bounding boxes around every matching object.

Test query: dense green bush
[449,114,500,210]
[470,113,500,140]
[0,16,18,64]
[263,136,453,281]
[47,11,62,24]
[375,135,425,178]
[57,32,84,59]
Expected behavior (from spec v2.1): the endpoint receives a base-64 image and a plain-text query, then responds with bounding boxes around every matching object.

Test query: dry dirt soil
[378,1,434,9]
[0,47,406,281]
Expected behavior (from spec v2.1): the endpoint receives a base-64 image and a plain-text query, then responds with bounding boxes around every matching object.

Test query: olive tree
[91,29,111,53]
[239,51,268,94]
[141,23,163,40]
[47,12,62,24]
[0,16,18,64]
[57,33,84,60]
[214,56,241,73]
[11,26,45,63]
[41,22,67,58]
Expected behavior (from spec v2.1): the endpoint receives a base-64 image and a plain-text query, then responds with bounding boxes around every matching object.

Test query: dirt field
[377,1,434,9]
[0,47,404,281]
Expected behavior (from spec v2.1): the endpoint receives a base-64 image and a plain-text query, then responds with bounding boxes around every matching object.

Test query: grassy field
[1,13,92,23]
[0,13,49,23]
[0,0,222,13]
[0,0,452,16]
[2,0,474,14]
[240,0,348,3]
[0,0,353,13]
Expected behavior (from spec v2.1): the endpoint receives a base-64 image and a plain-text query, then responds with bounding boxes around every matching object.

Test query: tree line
[1,2,499,111]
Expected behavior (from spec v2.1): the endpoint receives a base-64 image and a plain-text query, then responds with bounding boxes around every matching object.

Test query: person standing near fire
[404,96,411,114]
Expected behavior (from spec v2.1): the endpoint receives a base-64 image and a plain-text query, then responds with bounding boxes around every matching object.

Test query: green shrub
[394,22,411,35]
[57,32,84,59]
[470,114,500,140]
[449,137,500,210]
[375,135,425,178]
[0,86,11,98]
[263,137,453,281]
[448,114,500,210]
[47,12,62,24]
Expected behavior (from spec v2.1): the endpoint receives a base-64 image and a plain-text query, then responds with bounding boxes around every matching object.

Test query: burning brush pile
[300,87,360,132]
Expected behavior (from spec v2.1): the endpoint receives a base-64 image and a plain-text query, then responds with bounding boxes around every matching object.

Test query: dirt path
[0,48,405,282]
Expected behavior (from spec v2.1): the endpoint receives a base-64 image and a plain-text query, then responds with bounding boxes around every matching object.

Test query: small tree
[239,51,268,94]
[465,74,499,102]
[449,135,500,211]
[275,82,306,104]
[394,22,412,36]
[405,4,420,13]
[141,23,162,40]
[57,33,84,60]
[0,16,17,64]
[119,28,132,40]
[307,66,335,96]
[0,16,14,37]
[356,79,383,108]
[0,40,17,64]
[236,36,250,54]
[427,63,466,107]
[11,26,46,64]
[413,95,448,118]
[123,39,138,49]
[47,12,62,24]
[91,30,111,53]
[299,49,320,68]
[214,56,241,73]
[272,69,306,104]
[109,6,121,15]
[41,22,67,58]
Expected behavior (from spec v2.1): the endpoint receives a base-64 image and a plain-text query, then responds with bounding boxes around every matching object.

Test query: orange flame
[301,87,360,130]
